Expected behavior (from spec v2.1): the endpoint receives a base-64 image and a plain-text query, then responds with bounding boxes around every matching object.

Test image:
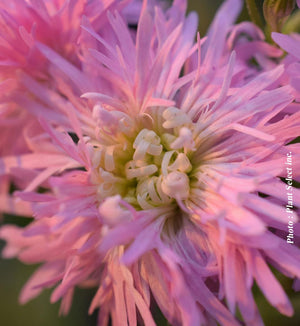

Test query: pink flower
[226,22,283,73]
[1,0,300,325]
[272,32,300,101]
[0,0,143,214]
[0,0,142,78]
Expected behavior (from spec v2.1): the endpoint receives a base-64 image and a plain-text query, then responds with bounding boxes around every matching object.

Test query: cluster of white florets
[90,106,198,211]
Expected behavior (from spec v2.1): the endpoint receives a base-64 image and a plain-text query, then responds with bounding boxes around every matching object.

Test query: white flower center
[91,107,195,211]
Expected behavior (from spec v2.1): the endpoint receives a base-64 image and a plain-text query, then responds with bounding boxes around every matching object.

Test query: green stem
[246,0,265,29]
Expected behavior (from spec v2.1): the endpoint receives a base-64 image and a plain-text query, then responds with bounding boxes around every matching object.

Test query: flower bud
[263,0,296,31]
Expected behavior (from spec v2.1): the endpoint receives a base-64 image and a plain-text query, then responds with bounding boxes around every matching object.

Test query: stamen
[119,116,134,134]
[161,171,190,199]
[97,169,125,197]
[136,176,173,209]
[162,107,191,129]
[168,153,192,173]
[92,149,102,168]
[161,150,176,176]
[171,127,196,151]
[137,193,156,210]
[99,195,131,227]
[125,161,158,179]
[104,146,115,171]
[161,133,177,150]
[133,129,163,160]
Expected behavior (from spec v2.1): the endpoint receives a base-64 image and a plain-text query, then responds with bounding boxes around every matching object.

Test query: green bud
[282,10,300,34]
[263,0,296,32]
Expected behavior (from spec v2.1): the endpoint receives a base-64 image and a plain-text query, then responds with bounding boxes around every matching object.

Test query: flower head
[0,0,142,78]
[1,0,300,325]
[0,0,144,211]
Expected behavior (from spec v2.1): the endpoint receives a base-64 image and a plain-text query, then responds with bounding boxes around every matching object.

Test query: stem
[246,0,265,29]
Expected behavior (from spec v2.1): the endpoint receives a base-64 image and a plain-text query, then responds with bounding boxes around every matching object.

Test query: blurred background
[1,0,300,325]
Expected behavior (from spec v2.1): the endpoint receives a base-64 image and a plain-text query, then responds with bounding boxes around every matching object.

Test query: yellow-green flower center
[90,107,196,211]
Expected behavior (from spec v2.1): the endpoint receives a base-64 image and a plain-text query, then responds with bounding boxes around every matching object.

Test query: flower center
[90,107,196,211]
